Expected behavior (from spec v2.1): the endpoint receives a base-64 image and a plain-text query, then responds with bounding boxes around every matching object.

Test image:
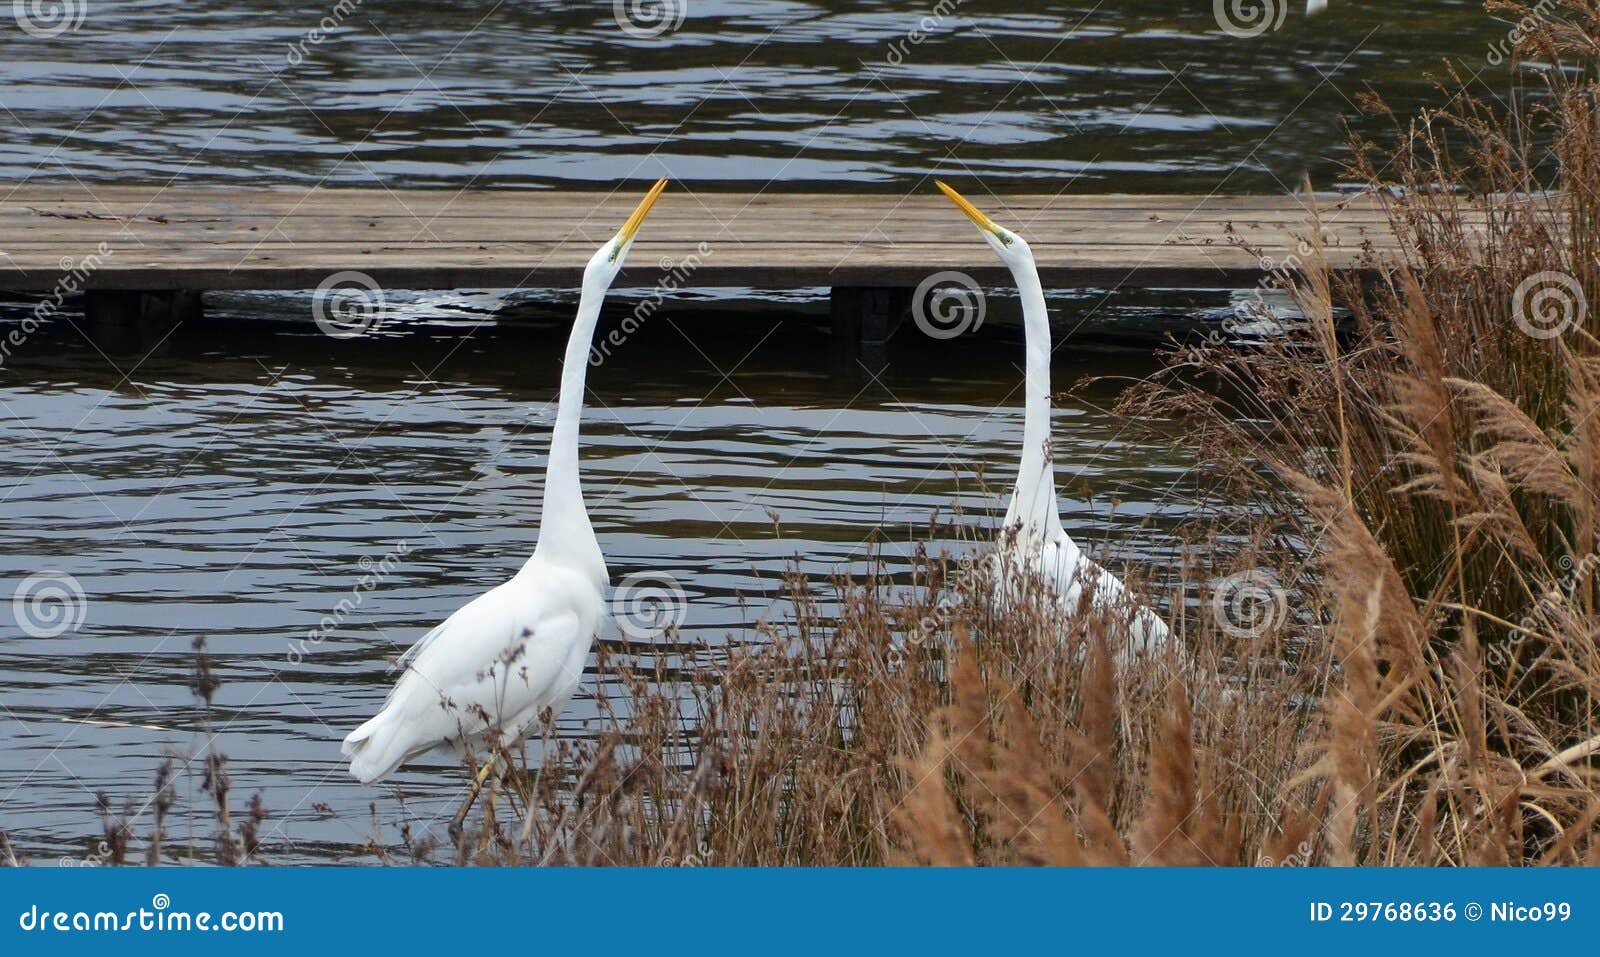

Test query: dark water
[0,0,1507,861]
[0,0,1501,192]
[0,316,1202,862]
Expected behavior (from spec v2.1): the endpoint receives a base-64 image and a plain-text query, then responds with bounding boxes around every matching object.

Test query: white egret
[935,181,1171,663]
[342,179,670,805]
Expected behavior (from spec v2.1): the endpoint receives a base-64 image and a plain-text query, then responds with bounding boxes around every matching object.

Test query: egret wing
[391,581,587,740]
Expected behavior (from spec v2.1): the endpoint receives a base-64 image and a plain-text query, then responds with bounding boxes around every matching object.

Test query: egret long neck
[1008,259,1059,537]
[533,278,605,566]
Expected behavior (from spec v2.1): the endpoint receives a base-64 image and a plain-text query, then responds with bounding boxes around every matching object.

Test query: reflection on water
[0,309,1204,861]
[0,0,1496,191]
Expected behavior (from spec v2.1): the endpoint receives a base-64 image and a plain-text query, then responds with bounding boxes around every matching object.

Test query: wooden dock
[1,186,1395,289]
[1,185,1400,366]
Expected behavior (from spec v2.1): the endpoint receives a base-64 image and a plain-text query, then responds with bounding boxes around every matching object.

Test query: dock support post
[84,290,203,353]
[830,286,907,379]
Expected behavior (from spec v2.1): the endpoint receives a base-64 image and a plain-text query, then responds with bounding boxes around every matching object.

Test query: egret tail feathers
[342,708,416,785]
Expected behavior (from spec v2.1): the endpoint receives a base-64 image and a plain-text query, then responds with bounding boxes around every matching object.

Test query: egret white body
[342,179,669,786]
[937,181,1170,660]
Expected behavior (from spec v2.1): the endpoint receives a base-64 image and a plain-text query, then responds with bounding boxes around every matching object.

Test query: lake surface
[0,0,1505,861]
[0,316,1203,862]
[0,0,1500,192]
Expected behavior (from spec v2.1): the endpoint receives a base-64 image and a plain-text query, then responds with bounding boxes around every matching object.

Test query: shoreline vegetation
[7,0,1600,867]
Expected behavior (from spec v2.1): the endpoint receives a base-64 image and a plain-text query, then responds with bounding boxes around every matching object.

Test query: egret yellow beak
[935,180,1000,232]
[619,177,669,244]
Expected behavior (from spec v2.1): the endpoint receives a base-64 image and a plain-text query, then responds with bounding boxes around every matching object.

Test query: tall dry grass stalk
[1110,0,1600,865]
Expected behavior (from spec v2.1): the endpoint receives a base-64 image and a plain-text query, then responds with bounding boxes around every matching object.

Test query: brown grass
[421,548,1312,867]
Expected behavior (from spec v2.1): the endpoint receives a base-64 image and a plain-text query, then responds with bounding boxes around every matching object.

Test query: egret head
[935,180,1033,268]
[586,177,669,286]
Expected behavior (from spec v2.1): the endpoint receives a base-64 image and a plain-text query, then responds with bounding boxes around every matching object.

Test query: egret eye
[607,240,624,263]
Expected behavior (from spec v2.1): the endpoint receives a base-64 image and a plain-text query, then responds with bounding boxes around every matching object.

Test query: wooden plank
[0,186,1406,291]
[0,206,1394,228]
[0,185,1381,206]
[0,189,1396,224]
[0,203,1398,225]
